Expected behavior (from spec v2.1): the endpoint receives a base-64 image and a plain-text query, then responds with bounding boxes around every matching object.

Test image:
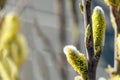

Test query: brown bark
[83,0,99,80]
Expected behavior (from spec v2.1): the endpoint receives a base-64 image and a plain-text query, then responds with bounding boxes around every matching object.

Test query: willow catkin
[0,12,20,57]
[63,45,88,79]
[92,6,106,53]
[0,12,20,45]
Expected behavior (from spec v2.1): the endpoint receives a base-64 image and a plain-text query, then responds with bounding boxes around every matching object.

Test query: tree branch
[82,0,97,80]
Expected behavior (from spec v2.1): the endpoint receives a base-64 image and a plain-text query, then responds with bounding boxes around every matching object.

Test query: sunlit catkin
[0,12,20,57]
[63,45,88,79]
[92,6,106,53]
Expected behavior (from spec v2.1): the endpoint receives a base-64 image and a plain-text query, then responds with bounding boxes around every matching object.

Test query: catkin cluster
[64,6,106,80]
[0,12,28,80]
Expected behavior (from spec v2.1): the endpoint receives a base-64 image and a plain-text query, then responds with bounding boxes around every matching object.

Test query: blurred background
[4,0,114,80]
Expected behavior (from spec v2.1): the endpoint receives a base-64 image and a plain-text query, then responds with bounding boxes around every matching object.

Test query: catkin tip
[93,6,104,15]
[63,45,77,55]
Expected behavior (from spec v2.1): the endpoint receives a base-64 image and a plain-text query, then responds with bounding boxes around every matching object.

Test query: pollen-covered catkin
[92,6,106,53]
[63,45,88,79]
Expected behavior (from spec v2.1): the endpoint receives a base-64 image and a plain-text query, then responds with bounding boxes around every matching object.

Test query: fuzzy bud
[85,24,91,40]
[63,45,88,78]
[92,6,106,53]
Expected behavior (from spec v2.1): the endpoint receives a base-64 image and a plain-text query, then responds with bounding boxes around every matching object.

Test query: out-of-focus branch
[57,0,68,80]
[33,18,57,66]
[104,0,120,75]
[15,0,31,15]
[69,0,80,50]
[110,6,120,74]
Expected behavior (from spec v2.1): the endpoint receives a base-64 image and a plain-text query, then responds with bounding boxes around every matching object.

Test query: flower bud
[63,45,88,78]
[92,6,106,53]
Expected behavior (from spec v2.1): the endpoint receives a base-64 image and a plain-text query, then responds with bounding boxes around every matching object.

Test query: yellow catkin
[63,45,88,79]
[104,0,120,6]
[92,6,106,53]
[0,12,20,45]
[0,12,20,57]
